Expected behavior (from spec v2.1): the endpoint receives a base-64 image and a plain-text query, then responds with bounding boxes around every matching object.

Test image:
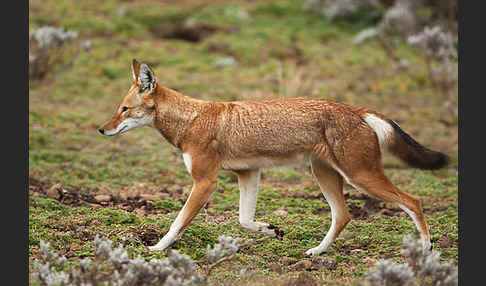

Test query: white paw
[264,230,277,237]
[147,244,167,251]
[422,239,432,253]
[305,247,323,256]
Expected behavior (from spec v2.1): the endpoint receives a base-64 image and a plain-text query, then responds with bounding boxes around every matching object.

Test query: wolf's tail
[363,113,449,170]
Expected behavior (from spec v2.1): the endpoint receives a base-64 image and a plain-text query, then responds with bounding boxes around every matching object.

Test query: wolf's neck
[152,85,205,148]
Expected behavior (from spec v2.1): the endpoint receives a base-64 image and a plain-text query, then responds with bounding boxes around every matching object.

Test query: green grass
[29,0,457,284]
[29,168,458,283]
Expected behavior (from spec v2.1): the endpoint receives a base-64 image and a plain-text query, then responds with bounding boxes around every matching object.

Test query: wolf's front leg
[235,169,284,238]
[148,152,219,251]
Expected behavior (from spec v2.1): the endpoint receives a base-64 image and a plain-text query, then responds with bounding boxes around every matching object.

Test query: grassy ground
[29,0,458,284]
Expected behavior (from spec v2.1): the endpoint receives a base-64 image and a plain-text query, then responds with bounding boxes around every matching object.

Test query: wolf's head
[98,59,157,136]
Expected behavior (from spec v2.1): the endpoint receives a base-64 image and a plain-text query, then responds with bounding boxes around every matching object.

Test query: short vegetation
[29,0,457,285]
[32,236,457,285]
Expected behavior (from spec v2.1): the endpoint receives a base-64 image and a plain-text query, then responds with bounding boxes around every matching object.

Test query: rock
[438,236,454,248]
[167,185,182,193]
[69,242,81,251]
[273,209,288,216]
[239,268,247,277]
[343,188,363,199]
[127,183,146,196]
[80,40,92,52]
[279,256,298,265]
[291,260,313,271]
[269,262,283,274]
[363,257,375,265]
[87,203,101,209]
[350,249,365,255]
[94,194,112,203]
[213,57,237,68]
[119,192,138,200]
[182,186,191,196]
[311,257,337,270]
[46,183,63,200]
[135,208,145,217]
[139,193,170,201]
[380,209,398,216]
[284,273,318,286]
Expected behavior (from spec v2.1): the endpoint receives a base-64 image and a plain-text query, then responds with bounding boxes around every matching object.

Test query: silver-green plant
[361,236,458,286]
[304,0,378,21]
[29,26,79,80]
[32,234,254,286]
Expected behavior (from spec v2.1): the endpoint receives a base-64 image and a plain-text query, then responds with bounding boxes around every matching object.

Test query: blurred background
[29,0,458,189]
[29,0,458,284]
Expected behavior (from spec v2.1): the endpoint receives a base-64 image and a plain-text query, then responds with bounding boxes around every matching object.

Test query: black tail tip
[421,151,450,170]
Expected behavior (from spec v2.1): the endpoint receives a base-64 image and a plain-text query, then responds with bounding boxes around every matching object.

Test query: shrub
[304,0,380,21]
[360,236,458,286]
[32,235,252,286]
[345,0,458,123]
[29,26,79,80]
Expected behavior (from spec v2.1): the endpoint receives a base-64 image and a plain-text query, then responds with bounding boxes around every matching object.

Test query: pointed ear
[138,63,156,93]
[131,59,140,82]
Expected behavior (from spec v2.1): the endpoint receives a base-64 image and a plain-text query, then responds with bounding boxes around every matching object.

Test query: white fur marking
[237,170,276,237]
[364,113,393,147]
[149,191,194,251]
[305,183,341,255]
[398,203,430,250]
[182,153,192,174]
[103,115,153,136]
[306,162,349,255]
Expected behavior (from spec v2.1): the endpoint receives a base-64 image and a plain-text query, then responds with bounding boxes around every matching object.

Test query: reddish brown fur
[99,60,447,253]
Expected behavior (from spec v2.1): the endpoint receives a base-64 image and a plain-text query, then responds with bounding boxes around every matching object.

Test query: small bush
[305,0,380,22]
[347,0,458,122]
[32,235,251,286]
[408,25,456,60]
[360,236,458,286]
[29,26,79,80]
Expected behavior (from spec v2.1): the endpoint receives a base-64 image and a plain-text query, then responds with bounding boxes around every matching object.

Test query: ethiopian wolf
[99,59,448,255]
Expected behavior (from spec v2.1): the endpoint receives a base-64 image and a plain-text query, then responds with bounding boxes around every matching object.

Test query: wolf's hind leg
[306,158,351,256]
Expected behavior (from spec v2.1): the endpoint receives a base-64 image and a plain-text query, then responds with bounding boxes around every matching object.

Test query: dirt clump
[279,256,298,266]
[150,19,227,43]
[272,209,288,216]
[139,193,170,201]
[284,272,318,286]
[28,175,177,216]
[46,183,64,200]
[437,236,454,248]
[94,194,112,203]
[207,43,238,58]
[269,262,283,274]
[127,224,163,246]
[310,257,337,270]
[291,260,313,271]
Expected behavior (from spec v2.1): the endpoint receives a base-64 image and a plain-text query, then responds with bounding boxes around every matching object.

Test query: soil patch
[149,19,229,42]
[29,175,180,216]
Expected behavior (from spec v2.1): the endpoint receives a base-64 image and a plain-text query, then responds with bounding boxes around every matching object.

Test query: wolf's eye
[122,106,128,112]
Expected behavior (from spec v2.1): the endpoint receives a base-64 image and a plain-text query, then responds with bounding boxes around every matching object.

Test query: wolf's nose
[98,128,105,135]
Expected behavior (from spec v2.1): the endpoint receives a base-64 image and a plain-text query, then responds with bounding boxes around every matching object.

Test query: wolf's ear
[138,63,156,93]
[131,59,140,82]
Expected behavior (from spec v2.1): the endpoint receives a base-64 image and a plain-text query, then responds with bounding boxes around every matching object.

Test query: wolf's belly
[221,152,311,171]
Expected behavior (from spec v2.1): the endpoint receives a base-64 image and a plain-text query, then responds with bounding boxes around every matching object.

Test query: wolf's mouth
[105,125,128,136]
[118,125,128,134]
